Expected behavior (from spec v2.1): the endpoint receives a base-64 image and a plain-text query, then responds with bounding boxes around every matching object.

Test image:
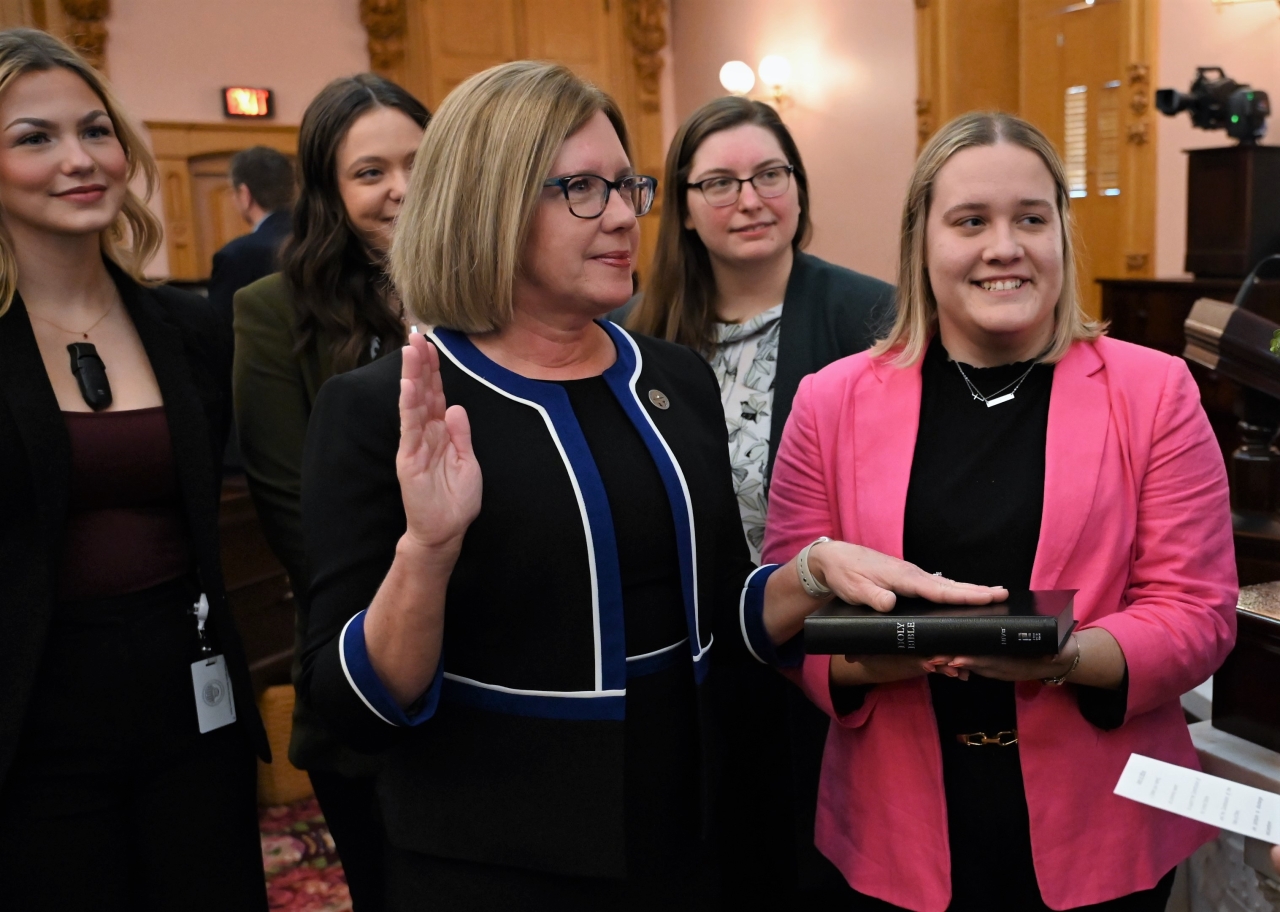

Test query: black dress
[384,375,712,911]
[841,338,1172,912]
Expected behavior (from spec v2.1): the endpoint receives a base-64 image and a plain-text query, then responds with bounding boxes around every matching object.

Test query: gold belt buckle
[956,729,1019,747]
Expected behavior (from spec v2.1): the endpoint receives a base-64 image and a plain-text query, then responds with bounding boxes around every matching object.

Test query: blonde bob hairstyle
[0,28,162,319]
[391,61,629,331]
[872,110,1103,366]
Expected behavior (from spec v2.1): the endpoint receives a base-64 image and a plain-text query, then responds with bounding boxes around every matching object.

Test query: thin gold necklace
[29,297,116,340]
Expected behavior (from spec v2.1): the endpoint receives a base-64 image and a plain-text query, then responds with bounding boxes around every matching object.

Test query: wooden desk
[1101,278,1280,584]
[1100,277,1280,455]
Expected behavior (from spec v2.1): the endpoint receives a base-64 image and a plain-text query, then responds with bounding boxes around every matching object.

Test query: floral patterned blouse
[709,303,783,563]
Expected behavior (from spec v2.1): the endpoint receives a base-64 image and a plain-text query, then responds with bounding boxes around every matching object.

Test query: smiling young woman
[0,28,270,912]
[231,73,430,912]
[751,111,1237,911]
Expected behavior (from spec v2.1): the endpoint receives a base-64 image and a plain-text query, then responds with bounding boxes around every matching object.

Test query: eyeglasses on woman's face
[542,173,658,219]
[687,164,795,208]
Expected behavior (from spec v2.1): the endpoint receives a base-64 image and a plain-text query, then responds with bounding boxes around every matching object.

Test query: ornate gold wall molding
[360,0,407,76]
[60,0,108,70]
[623,0,666,113]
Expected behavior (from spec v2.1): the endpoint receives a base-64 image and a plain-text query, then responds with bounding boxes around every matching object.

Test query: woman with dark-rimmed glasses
[296,62,1000,912]
[625,95,897,903]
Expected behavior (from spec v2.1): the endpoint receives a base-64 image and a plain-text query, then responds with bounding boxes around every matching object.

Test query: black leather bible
[803,589,1077,656]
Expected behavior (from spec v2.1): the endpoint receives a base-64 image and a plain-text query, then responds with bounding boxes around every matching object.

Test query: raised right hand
[396,332,483,554]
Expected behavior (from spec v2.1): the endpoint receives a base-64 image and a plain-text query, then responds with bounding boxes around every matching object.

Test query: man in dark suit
[207,146,295,323]
[211,146,294,471]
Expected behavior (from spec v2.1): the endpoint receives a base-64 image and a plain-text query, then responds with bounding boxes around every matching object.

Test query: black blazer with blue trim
[610,251,894,484]
[299,322,770,878]
[0,263,269,787]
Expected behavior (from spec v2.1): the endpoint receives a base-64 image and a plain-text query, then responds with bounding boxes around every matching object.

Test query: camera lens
[1155,88,1187,116]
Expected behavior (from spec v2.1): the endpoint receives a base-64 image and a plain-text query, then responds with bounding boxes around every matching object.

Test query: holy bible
[803,589,1077,657]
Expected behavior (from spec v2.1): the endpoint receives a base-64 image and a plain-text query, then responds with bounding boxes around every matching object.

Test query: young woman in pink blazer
[741,112,1238,910]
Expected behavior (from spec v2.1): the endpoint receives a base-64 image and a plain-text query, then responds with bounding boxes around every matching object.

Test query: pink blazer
[762,336,1237,911]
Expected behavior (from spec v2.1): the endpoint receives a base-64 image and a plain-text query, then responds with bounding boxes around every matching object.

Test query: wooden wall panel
[917,0,1157,317]
[370,0,668,280]
[146,122,299,281]
[916,0,1019,149]
[522,0,617,89]
[939,0,1020,119]
[412,0,519,110]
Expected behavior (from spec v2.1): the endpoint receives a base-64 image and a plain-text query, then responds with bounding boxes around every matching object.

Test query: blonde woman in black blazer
[0,30,267,912]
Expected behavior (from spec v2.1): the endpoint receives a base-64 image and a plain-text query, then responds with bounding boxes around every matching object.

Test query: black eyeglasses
[687,164,795,208]
[543,173,658,219]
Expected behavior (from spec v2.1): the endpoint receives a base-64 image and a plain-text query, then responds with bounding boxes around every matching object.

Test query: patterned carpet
[260,798,352,912]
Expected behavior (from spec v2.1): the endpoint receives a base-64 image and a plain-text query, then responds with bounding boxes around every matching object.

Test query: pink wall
[108,0,369,124]
[104,0,370,275]
[669,0,917,283]
[1155,0,1280,277]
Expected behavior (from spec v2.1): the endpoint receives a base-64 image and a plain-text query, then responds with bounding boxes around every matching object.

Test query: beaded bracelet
[797,537,832,599]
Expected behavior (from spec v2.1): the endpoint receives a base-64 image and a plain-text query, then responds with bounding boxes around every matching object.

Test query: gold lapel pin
[648,389,670,410]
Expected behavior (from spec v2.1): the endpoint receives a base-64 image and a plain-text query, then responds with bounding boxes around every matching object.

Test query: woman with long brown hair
[627,96,894,902]
[233,73,429,911]
[0,28,268,911]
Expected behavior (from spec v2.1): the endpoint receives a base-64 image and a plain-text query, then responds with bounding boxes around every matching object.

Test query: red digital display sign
[223,87,273,118]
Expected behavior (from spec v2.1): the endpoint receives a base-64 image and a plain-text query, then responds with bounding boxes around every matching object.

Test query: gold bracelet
[1042,634,1081,686]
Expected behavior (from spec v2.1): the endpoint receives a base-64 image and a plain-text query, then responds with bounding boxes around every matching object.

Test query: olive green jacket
[233,272,378,775]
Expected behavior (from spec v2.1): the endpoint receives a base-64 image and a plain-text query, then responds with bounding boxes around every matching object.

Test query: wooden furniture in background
[256,685,314,805]
[219,476,296,694]
[1101,277,1280,584]
[1214,582,1280,755]
[360,0,668,278]
[1184,145,1280,278]
[1101,277,1280,447]
[146,121,298,281]
[915,0,1158,316]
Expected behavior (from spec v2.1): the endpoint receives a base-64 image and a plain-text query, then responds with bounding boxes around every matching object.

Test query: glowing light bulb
[757,55,792,90]
[719,60,756,96]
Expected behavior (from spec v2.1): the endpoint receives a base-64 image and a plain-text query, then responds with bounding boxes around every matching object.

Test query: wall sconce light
[719,55,792,108]
[757,55,792,106]
[719,60,756,96]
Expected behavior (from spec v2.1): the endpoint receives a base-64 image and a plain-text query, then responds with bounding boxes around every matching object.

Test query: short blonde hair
[873,111,1103,365]
[0,29,162,319]
[391,61,629,331]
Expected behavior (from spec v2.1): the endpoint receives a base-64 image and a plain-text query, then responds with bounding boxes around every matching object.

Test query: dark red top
[57,406,193,601]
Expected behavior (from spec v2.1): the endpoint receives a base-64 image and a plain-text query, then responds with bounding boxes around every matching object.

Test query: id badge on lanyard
[190,593,236,734]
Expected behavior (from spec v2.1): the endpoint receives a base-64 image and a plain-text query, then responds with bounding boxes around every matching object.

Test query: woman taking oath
[748,112,1238,911]
[298,61,999,912]
[628,94,894,902]
[233,73,428,910]
[0,29,267,911]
